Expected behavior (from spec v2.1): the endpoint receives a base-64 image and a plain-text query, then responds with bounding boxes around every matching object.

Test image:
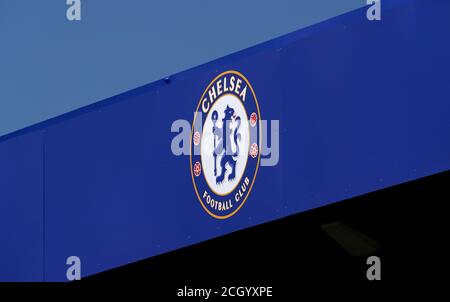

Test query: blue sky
[0,0,365,136]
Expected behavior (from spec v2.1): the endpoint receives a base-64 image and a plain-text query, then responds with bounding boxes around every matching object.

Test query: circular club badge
[190,71,261,219]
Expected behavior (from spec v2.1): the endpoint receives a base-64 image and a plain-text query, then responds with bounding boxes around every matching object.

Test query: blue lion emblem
[212,105,241,184]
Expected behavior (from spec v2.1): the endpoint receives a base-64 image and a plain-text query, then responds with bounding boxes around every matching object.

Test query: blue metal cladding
[0,132,44,281]
[1,0,450,281]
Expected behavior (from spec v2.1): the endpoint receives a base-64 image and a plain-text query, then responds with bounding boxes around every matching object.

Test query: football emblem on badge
[190,70,261,219]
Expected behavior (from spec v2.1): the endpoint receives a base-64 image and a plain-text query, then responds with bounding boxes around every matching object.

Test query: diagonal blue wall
[0,132,44,281]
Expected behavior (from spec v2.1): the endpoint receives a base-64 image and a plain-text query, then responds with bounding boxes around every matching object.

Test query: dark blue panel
[280,0,450,215]
[0,132,44,281]
[44,52,284,280]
